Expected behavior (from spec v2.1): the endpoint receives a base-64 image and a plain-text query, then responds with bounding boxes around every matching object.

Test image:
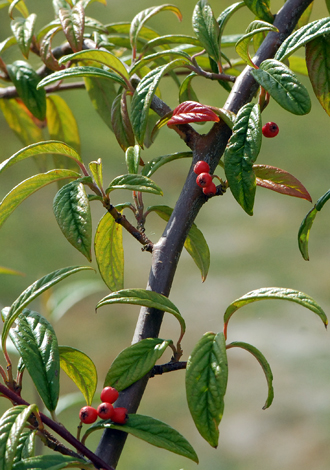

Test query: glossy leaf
[7,61,46,120]
[254,164,312,201]
[53,182,92,261]
[106,174,163,195]
[96,288,185,333]
[94,212,124,291]
[59,346,97,406]
[111,92,135,151]
[223,287,328,333]
[243,0,273,23]
[141,151,192,178]
[130,60,190,146]
[11,455,90,470]
[59,3,85,52]
[125,145,141,174]
[167,101,220,126]
[235,20,278,67]
[10,13,36,58]
[275,17,330,62]
[186,332,228,448]
[0,169,80,229]
[192,0,220,63]
[10,310,60,411]
[85,414,198,463]
[85,75,117,131]
[306,35,330,117]
[0,405,38,470]
[2,266,93,347]
[13,429,35,464]
[227,341,274,409]
[104,338,172,391]
[217,2,245,39]
[298,205,317,261]
[250,59,311,115]
[224,103,261,215]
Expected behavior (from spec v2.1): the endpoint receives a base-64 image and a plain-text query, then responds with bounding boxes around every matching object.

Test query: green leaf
[0,169,80,229]
[2,266,93,347]
[85,414,198,463]
[179,73,199,103]
[0,141,83,175]
[306,35,330,117]
[141,152,192,178]
[250,59,311,115]
[0,36,17,55]
[125,145,141,174]
[142,34,201,54]
[8,0,29,18]
[111,92,135,151]
[7,61,46,121]
[13,429,35,464]
[186,332,228,448]
[217,2,245,39]
[130,49,192,76]
[0,266,24,276]
[0,405,38,470]
[58,3,85,52]
[96,288,185,333]
[298,205,318,261]
[89,158,103,190]
[192,0,220,64]
[10,13,36,58]
[12,455,90,470]
[106,174,163,195]
[130,60,190,146]
[223,287,328,332]
[147,204,210,281]
[243,0,273,23]
[94,212,124,291]
[211,107,236,129]
[224,103,261,215]
[104,338,172,391]
[275,17,330,62]
[59,346,97,406]
[235,20,278,67]
[288,56,308,76]
[227,341,274,409]
[40,26,62,71]
[10,310,60,412]
[53,182,92,261]
[37,66,127,89]
[84,75,118,131]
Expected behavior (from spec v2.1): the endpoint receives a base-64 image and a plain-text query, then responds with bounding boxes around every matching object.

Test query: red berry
[100,386,119,404]
[262,122,279,138]
[79,406,98,424]
[97,402,114,420]
[196,172,212,188]
[203,182,217,196]
[112,407,128,425]
[193,161,210,175]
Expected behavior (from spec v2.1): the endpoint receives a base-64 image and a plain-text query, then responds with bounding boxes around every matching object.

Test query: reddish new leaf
[254,164,312,202]
[167,101,220,127]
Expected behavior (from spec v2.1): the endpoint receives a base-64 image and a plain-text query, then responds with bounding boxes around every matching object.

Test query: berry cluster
[79,387,127,425]
[262,121,279,138]
[193,161,217,196]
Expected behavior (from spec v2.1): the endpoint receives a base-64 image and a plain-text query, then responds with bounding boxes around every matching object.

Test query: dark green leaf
[94,212,124,291]
[7,60,46,120]
[186,332,228,448]
[243,0,273,23]
[53,181,92,261]
[141,152,192,178]
[59,3,85,52]
[250,59,311,115]
[104,338,172,391]
[217,2,245,39]
[10,310,60,411]
[106,174,163,195]
[235,20,278,67]
[111,92,135,151]
[179,73,199,103]
[298,205,317,261]
[192,0,220,64]
[12,455,90,470]
[59,346,97,406]
[11,13,36,58]
[13,430,35,464]
[84,75,117,131]
[224,103,261,215]
[209,57,231,92]
[306,35,330,117]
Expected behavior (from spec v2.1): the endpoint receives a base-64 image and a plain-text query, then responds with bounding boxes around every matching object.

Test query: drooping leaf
[306,35,330,116]
[275,17,330,62]
[224,103,261,215]
[53,181,92,261]
[243,0,273,23]
[0,169,80,228]
[8,0,29,18]
[11,455,90,470]
[167,101,220,127]
[111,92,135,151]
[186,332,228,448]
[192,0,220,64]
[250,59,311,115]
[235,20,278,67]
[84,75,117,131]
[58,3,85,52]
[141,151,192,178]
[94,212,124,291]
[59,346,97,406]
[254,164,312,201]
[106,174,163,196]
[7,60,46,120]
[104,338,172,391]
[298,205,317,261]
[227,341,274,409]
[10,13,36,58]
[10,310,60,411]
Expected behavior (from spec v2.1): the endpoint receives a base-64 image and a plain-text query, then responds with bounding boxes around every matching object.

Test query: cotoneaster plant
[0,0,330,469]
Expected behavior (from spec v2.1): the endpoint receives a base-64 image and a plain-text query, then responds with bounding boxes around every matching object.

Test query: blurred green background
[1,0,330,469]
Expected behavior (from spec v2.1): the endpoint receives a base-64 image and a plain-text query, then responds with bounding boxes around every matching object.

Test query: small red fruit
[203,182,217,196]
[97,402,114,420]
[79,406,98,424]
[196,172,213,188]
[193,161,210,175]
[112,407,128,425]
[262,122,279,138]
[100,386,119,404]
